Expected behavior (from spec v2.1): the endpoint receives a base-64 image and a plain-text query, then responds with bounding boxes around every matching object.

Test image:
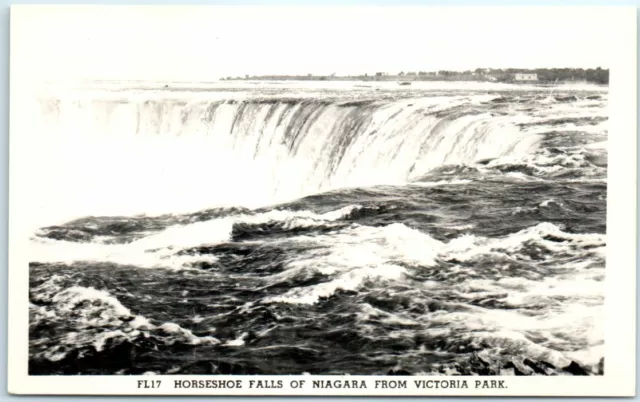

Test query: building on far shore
[514,73,538,82]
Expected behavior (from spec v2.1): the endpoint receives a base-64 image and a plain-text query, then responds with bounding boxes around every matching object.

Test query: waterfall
[27,93,540,227]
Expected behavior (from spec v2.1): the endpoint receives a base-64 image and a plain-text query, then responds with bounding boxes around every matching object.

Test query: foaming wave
[440,222,606,263]
[268,264,409,305]
[30,205,363,269]
[264,223,443,304]
[30,275,219,364]
[484,147,607,178]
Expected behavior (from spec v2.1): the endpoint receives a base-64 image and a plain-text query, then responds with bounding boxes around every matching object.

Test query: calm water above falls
[29,83,607,375]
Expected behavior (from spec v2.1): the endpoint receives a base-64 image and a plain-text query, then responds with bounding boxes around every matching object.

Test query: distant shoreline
[222,68,609,85]
[220,78,606,86]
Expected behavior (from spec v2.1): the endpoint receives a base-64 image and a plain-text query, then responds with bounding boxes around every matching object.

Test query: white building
[514,73,538,82]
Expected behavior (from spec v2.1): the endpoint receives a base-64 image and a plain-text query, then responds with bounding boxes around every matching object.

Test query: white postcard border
[7,5,638,397]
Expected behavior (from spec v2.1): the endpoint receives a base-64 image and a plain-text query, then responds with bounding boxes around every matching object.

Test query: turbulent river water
[28,81,607,375]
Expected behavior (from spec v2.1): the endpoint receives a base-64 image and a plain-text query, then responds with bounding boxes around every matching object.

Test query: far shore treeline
[223,68,609,85]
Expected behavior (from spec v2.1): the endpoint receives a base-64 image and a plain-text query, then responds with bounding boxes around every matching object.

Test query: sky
[11,6,621,82]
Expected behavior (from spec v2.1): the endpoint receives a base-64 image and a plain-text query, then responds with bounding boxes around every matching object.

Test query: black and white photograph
[8,5,637,396]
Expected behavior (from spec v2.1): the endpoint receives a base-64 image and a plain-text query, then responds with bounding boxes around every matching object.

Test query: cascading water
[31,93,540,227]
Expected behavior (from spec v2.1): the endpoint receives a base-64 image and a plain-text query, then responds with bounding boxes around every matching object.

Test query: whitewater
[28,81,607,376]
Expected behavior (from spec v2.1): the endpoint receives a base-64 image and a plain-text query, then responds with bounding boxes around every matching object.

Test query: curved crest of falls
[31,90,541,226]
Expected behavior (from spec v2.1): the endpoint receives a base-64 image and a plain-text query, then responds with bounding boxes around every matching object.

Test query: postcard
[8,5,637,396]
